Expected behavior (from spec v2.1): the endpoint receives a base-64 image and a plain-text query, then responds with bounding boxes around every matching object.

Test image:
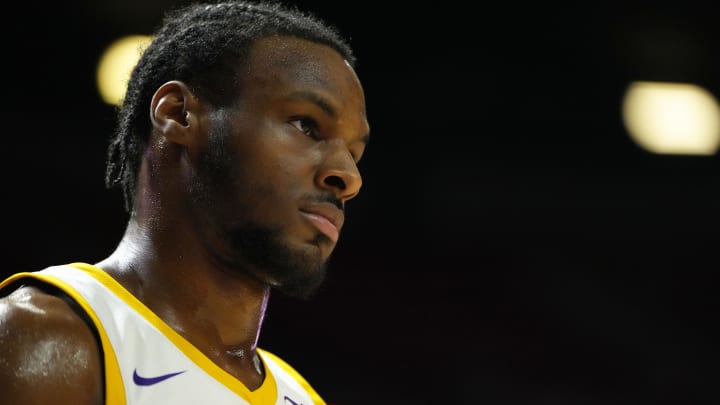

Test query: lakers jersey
[0,263,326,405]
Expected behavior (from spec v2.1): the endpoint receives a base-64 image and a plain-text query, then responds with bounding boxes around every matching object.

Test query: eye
[289,117,319,139]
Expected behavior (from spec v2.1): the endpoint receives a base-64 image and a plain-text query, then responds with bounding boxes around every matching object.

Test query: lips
[299,206,343,243]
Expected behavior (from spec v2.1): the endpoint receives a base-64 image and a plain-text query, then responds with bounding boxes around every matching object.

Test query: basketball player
[0,1,369,403]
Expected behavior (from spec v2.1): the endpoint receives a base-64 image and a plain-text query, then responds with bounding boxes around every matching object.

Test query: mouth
[299,207,342,243]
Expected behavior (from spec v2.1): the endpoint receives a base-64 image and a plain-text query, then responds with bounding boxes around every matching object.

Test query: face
[188,36,369,299]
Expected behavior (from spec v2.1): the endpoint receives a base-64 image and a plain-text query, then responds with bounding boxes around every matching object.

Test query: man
[0,1,369,404]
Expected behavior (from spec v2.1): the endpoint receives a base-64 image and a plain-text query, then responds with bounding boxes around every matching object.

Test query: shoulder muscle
[0,285,103,405]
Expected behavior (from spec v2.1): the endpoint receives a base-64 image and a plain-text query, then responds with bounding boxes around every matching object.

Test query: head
[106,1,369,298]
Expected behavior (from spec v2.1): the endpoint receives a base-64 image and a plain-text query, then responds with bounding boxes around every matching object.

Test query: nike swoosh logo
[133,369,186,386]
[284,396,303,405]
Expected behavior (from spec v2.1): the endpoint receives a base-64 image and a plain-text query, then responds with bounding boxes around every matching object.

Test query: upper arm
[0,286,103,405]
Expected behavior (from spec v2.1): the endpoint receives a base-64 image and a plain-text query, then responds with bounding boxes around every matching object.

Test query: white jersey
[0,263,325,405]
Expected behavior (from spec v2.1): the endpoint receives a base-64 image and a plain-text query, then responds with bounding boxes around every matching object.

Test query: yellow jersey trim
[258,349,326,405]
[67,262,277,404]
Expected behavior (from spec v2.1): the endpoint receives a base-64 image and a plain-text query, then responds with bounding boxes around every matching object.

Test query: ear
[150,80,203,147]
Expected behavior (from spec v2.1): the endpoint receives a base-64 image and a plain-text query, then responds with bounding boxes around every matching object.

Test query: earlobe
[150,81,200,145]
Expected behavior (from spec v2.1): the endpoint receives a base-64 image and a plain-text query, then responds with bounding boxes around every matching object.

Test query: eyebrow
[287,90,371,145]
[287,90,337,118]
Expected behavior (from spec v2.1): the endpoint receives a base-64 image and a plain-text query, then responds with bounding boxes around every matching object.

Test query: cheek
[218,123,318,220]
[218,155,298,222]
[238,136,316,195]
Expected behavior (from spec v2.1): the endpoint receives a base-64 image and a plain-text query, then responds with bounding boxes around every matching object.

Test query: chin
[273,265,327,300]
[224,225,329,299]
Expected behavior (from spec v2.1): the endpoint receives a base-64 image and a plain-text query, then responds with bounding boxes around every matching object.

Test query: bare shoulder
[0,285,103,405]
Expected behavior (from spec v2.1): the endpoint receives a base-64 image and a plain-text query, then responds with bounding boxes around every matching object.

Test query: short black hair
[105,0,356,212]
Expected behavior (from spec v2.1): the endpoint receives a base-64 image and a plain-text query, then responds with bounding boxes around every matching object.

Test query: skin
[0,35,369,402]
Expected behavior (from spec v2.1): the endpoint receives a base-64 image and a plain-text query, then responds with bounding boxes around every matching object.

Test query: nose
[316,141,363,202]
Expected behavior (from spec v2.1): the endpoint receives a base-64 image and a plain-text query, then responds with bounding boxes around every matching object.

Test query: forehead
[240,35,364,104]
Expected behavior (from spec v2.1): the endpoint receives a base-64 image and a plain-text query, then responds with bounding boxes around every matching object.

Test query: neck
[96,217,271,381]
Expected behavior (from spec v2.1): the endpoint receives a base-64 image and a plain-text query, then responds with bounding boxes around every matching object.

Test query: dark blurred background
[4,1,719,404]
